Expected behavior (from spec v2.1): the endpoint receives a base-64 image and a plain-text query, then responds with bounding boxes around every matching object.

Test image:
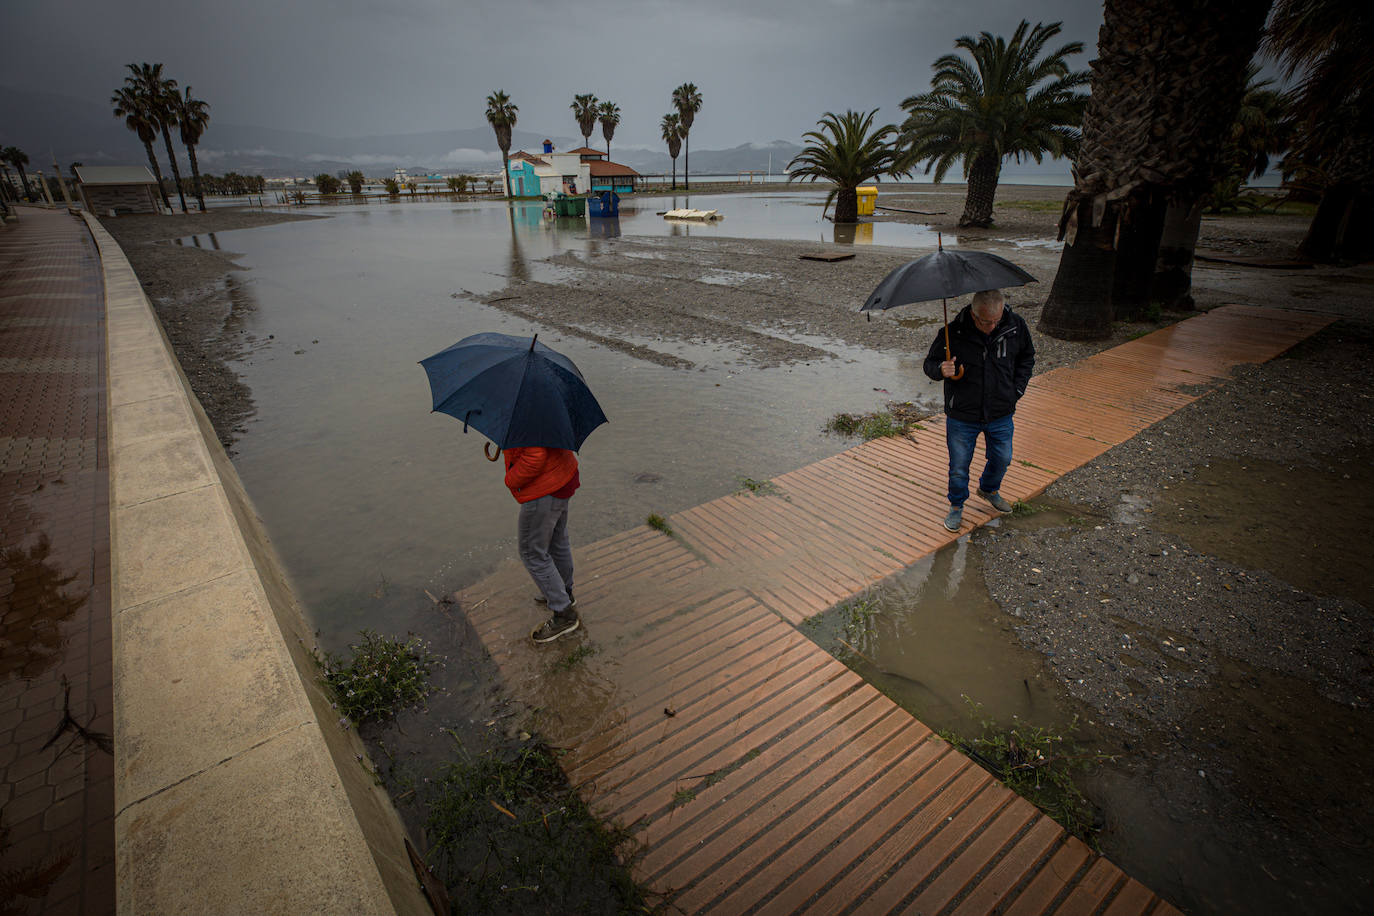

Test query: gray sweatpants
[517,495,575,615]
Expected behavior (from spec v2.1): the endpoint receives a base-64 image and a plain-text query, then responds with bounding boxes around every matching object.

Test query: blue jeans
[945,415,1014,508]
[517,495,575,615]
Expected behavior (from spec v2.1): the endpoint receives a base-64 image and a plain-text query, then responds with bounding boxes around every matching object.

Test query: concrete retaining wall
[85,212,430,914]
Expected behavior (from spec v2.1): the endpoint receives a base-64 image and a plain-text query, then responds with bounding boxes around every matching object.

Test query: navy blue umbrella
[419,332,608,452]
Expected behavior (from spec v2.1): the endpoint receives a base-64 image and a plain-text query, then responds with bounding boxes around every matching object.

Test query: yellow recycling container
[856,186,877,216]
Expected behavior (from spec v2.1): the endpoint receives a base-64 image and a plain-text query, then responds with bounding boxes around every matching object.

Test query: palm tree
[786,109,902,223]
[348,171,366,194]
[571,94,599,150]
[111,87,172,211]
[598,101,621,159]
[1,147,31,199]
[661,114,683,190]
[1267,0,1374,262]
[1153,66,1290,309]
[174,85,211,212]
[1038,0,1271,339]
[122,63,188,212]
[485,90,519,201]
[672,83,703,190]
[899,20,1088,228]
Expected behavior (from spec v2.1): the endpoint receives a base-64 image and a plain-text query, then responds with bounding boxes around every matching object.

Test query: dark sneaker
[531,614,580,643]
[943,506,963,531]
[534,591,576,610]
[977,489,1013,513]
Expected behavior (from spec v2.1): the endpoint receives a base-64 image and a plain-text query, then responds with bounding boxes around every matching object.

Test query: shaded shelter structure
[76,166,162,215]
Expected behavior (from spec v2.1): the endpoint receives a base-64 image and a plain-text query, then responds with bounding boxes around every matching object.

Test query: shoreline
[101,196,1374,913]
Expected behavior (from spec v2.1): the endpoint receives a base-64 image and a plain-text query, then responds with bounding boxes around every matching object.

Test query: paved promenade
[0,207,115,913]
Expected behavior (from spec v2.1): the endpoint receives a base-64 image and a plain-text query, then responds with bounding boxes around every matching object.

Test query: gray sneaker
[531,613,580,643]
[978,489,1014,513]
[943,506,963,531]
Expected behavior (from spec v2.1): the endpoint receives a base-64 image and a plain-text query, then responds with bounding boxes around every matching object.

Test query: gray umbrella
[860,238,1037,312]
[860,234,1036,379]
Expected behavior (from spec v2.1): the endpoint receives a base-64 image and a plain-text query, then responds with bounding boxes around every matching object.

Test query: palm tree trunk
[833,187,859,224]
[187,144,207,212]
[1111,187,1169,320]
[502,151,512,201]
[958,152,1001,228]
[141,141,172,211]
[16,166,32,198]
[160,128,188,212]
[1040,199,1119,340]
[1152,196,1204,309]
[684,135,690,191]
[1299,184,1364,263]
[671,158,677,191]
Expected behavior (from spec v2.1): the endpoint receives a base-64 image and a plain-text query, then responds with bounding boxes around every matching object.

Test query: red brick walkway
[0,208,115,914]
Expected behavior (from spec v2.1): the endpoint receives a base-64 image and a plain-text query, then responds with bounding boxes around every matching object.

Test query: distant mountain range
[1,86,805,178]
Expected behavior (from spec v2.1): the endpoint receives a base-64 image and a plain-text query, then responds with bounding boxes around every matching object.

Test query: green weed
[940,697,1112,847]
[737,477,781,497]
[424,744,655,912]
[838,596,880,641]
[1010,501,1044,518]
[826,411,902,440]
[646,513,673,536]
[553,643,598,672]
[316,630,436,726]
[1000,199,1063,213]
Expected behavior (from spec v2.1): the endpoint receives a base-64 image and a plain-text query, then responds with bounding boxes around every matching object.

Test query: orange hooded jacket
[503,447,578,503]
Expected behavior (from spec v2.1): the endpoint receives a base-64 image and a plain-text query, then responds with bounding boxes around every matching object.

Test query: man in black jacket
[922,289,1035,532]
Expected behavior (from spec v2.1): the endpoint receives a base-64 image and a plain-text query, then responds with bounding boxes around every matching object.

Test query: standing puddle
[804,526,1094,735]
[1152,455,1374,604]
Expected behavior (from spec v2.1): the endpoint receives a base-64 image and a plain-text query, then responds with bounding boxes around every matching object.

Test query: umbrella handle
[484,442,501,462]
[942,316,966,380]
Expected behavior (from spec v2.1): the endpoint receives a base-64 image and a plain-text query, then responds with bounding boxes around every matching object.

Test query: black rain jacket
[922,305,1035,423]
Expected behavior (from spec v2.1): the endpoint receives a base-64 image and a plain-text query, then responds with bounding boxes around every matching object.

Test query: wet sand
[101,188,1374,914]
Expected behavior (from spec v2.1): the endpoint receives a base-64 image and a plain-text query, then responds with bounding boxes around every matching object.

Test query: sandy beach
[101,185,1374,913]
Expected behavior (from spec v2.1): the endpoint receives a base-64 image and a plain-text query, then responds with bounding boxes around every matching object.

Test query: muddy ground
[101,186,1374,914]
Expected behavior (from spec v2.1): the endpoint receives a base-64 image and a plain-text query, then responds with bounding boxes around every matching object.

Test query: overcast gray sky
[6,0,1109,150]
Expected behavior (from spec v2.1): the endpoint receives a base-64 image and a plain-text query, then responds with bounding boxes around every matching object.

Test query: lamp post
[51,152,73,208]
[36,170,55,207]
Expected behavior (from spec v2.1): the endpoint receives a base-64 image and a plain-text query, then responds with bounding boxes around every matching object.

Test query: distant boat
[663,208,722,221]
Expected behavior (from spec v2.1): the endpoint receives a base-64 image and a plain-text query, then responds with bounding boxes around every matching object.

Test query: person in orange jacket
[504,446,581,642]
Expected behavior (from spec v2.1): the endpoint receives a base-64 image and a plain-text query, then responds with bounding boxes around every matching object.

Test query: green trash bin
[554,195,586,218]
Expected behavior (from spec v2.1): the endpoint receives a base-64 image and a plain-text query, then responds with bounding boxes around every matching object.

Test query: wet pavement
[0,208,115,914]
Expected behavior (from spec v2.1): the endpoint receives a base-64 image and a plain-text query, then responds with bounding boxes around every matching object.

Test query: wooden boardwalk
[458,305,1331,914]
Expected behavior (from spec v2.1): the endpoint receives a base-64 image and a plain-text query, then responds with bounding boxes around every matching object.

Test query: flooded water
[208,194,942,649]
[803,520,1095,737]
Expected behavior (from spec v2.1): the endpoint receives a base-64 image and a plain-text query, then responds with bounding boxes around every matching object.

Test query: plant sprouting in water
[315,630,437,726]
[939,696,1113,847]
[424,744,656,912]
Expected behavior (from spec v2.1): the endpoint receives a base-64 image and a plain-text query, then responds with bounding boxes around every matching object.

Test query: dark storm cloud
[3,0,1107,148]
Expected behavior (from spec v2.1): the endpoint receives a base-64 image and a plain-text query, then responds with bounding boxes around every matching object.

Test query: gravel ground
[99,190,1374,914]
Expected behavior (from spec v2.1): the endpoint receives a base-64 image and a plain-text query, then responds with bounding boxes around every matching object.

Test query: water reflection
[172,233,222,249]
[0,534,88,680]
[832,223,874,245]
[588,218,621,240]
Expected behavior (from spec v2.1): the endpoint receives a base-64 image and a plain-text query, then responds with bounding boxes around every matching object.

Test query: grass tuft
[940,697,1113,847]
[646,513,673,536]
[425,744,656,912]
[316,630,436,726]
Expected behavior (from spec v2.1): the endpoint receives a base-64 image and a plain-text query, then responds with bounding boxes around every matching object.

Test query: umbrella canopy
[861,248,1036,311]
[420,332,608,451]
